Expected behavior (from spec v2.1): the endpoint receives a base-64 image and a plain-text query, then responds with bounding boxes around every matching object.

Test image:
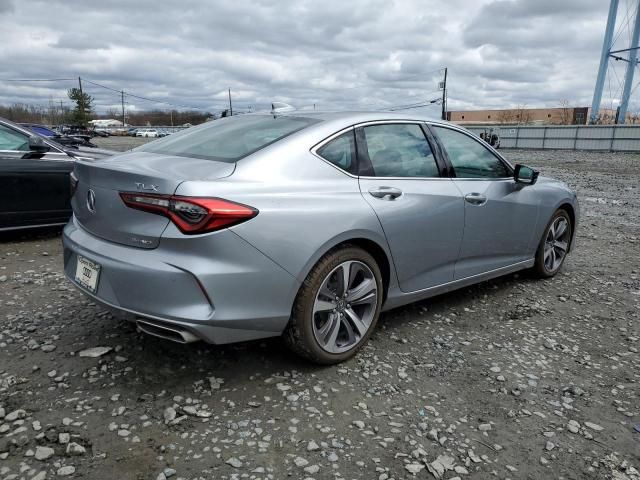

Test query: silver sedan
[62,111,578,364]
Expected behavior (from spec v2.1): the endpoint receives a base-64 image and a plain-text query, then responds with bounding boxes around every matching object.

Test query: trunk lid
[72,151,235,248]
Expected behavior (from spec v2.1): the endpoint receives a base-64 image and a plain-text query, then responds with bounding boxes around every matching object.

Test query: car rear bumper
[62,216,299,344]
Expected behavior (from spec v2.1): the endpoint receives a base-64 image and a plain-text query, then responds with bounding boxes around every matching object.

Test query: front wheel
[284,246,383,364]
[533,209,572,278]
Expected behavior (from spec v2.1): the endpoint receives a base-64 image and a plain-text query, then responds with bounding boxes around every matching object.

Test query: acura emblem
[87,189,96,213]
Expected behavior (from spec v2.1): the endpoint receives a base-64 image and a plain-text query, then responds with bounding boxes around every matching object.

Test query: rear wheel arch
[296,236,392,305]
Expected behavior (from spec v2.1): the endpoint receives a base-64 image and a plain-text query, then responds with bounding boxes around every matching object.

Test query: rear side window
[361,123,439,177]
[138,115,320,162]
[316,130,357,174]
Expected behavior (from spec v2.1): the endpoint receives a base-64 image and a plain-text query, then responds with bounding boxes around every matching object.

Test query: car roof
[245,110,457,133]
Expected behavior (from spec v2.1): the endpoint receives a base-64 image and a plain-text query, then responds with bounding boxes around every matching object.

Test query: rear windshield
[137,115,321,162]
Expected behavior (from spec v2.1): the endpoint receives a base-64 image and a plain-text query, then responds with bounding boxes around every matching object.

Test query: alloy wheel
[312,260,378,354]
[543,216,570,273]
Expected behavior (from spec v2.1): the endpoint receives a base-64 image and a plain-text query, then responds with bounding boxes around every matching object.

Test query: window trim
[356,121,447,179]
[311,120,454,180]
[427,123,514,180]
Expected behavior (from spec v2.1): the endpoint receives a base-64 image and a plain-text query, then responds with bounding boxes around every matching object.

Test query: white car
[136,129,159,138]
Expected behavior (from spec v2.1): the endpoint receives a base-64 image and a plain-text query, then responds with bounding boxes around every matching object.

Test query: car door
[356,122,464,292]
[0,123,74,229]
[430,124,540,279]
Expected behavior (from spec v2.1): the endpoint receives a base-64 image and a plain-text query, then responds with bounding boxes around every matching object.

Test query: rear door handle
[464,192,487,205]
[368,186,403,200]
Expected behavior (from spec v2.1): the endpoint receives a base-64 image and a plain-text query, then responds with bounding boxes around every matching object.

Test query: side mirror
[514,164,539,185]
[28,136,50,153]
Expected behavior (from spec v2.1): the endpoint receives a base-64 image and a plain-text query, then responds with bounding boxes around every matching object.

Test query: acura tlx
[63,111,578,364]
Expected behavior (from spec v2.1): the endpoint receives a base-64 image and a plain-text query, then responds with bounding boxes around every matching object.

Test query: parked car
[136,128,159,138]
[0,117,114,231]
[62,111,578,364]
[20,123,97,148]
[127,128,139,137]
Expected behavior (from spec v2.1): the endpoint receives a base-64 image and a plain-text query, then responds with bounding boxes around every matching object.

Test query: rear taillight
[119,193,258,234]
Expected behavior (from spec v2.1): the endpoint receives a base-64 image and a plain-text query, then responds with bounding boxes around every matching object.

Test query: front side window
[138,115,321,162]
[361,123,439,177]
[432,126,510,178]
[316,130,356,174]
[0,124,29,151]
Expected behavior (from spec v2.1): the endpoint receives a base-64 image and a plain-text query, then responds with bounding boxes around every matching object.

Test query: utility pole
[121,90,126,127]
[441,67,448,121]
[228,88,233,116]
[618,0,640,124]
[591,0,619,123]
[78,76,85,125]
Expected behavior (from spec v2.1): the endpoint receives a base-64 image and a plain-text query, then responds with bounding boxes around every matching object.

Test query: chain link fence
[465,124,640,151]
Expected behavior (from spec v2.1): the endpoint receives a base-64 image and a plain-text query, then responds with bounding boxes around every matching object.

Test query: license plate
[74,255,101,293]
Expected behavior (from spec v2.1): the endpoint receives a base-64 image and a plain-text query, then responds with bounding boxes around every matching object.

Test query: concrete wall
[465,124,640,151]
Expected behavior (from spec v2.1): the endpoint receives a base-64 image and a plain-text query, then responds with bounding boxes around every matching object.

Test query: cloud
[0,0,621,115]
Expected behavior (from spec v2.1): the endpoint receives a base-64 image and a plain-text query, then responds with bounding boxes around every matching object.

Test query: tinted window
[138,115,320,162]
[316,130,356,173]
[0,124,29,151]
[433,126,510,178]
[362,124,439,177]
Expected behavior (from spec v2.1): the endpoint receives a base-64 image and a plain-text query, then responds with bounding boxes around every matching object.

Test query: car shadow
[72,270,536,399]
[0,225,63,243]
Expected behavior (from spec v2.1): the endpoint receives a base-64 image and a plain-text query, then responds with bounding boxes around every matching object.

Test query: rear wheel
[533,209,572,278]
[284,246,383,364]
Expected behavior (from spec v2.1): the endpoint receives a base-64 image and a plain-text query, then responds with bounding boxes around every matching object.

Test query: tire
[284,246,383,364]
[532,209,572,278]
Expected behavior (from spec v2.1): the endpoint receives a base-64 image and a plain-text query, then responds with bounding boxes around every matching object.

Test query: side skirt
[382,259,535,311]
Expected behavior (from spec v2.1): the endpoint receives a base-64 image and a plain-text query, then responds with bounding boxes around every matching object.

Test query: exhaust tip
[137,319,200,344]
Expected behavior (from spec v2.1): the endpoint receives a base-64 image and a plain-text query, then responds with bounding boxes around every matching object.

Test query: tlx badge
[135,183,159,192]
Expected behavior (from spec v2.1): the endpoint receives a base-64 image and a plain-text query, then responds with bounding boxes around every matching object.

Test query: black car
[0,117,114,231]
[20,123,96,148]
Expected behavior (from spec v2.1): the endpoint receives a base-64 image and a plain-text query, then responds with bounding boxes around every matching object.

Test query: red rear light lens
[119,193,258,234]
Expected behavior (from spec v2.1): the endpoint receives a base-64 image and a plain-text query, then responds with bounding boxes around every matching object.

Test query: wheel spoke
[554,219,567,239]
[344,308,368,338]
[554,240,568,252]
[318,281,336,301]
[314,298,337,313]
[346,278,376,303]
[322,315,342,349]
[341,317,357,345]
[337,262,353,297]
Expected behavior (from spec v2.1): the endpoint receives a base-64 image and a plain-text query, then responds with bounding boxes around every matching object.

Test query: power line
[0,78,75,82]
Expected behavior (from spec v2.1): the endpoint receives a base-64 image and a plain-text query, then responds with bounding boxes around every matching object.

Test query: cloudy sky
[0,0,634,115]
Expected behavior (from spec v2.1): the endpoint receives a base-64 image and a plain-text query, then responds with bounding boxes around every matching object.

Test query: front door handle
[464,192,488,205]
[369,186,403,200]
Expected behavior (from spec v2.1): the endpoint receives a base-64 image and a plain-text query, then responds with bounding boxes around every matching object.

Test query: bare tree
[497,110,516,124]
[515,105,532,125]
[558,99,572,125]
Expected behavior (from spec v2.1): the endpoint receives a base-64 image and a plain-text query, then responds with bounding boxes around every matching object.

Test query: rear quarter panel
[174,137,396,290]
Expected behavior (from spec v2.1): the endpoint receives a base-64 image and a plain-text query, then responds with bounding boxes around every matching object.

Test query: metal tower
[591,0,640,124]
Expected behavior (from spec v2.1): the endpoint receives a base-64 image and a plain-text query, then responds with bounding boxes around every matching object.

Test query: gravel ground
[0,145,639,480]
